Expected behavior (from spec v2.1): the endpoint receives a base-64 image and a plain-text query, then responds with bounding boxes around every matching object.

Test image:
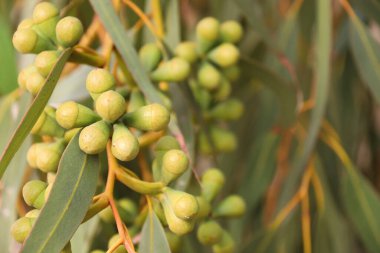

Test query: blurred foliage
[1,0,380,252]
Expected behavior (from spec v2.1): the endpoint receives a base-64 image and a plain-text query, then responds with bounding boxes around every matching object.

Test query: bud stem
[69,47,105,67]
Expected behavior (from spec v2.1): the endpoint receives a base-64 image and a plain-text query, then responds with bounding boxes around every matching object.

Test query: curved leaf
[21,133,100,253]
[0,48,72,179]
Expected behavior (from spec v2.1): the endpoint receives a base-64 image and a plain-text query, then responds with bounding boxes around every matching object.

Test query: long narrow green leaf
[0,48,72,179]
[139,211,171,253]
[21,133,100,253]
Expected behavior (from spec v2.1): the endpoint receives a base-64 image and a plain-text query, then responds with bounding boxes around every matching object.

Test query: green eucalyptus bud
[34,50,60,77]
[18,65,38,89]
[190,80,211,110]
[139,43,162,72]
[163,187,199,221]
[98,206,113,223]
[79,120,111,154]
[25,209,41,218]
[86,68,116,99]
[27,143,40,168]
[201,169,225,202]
[31,108,65,137]
[212,231,235,253]
[108,234,127,253]
[123,103,170,131]
[13,28,55,54]
[26,71,45,95]
[212,78,231,102]
[64,128,81,144]
[56,101,100,129]
[32,2,59,41]
[161,149,189,185]
[154,136,180,157]
[35,140,65,173]
[111,124,139,161]
[151,57,190,83]
[199,126,237,154]
[196,196,211,219]
[197,220,223,245]
[175,41,198,64]
[95,90,126,122]
[198,62,221,90]
[196,17,220,54]
[222,65,240,82]
[22,180,48,209]
[127,89,146,113]
[56,16,83,47]
[118,198,138,224]
[208,43,240,68]
[165,231,182,253]
[208,98,244,121]
[220,21,243,43]
[213,195,246,218]
[11,216,36,243]
[17,18,34,30]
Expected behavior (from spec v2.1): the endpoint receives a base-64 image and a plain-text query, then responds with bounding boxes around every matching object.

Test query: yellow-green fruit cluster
[13,2,84,96]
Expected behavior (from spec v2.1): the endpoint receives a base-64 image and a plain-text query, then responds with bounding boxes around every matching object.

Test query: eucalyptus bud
[56,101,100,129]
[201,169,225,202]
[118,198,138,224]
[26,71,45,95]
[163,187,199,221]
[108,234,127,253]
[86,68,116,99]
[79,120,111,154]
[98,206,113,223]
[127,89,146,113]
[35,140,65,173]
[139,43,162,72]
[32,2,59,41]
[161,150,189,185]
[208,99,244,121]
[27,143,40,168]
[208,43,240,68]
[22,180,48,209]
[64,128,81,144]
[95,90,126,122]
[31,109,65,137]
[18,65,38,89]
[198,62,221,90]
[212,78,231,102]
[196,17,220,53]
[17,18,34,30]
[11,210,39,243]
[151,57,190,82]
[212,231,235,253]
[13,28,55,54]
[214,195,246,218]
[220,21,243,44]
[197,221,223,245]
[26,209,41,219]
[111,124,139,161]
[196,196,211,219]
[154,136,180,157]
[34,50,60,77]
[222,65,240,82]
[199,127,237,154]
[190,81,211,110]
[175,41,198,64]
[165,231,182,253]
[123,103,170,131]
[56,16,83,48]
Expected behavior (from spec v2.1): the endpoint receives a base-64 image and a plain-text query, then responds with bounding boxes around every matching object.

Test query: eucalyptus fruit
[56,16,83,47]
[79,120,111,154]
[22,180,48,209]
[123,103,170,131]
[161,149,189,184]
[56,101,100,129]
[95,90,126,122]
[86,68,116,99]
[111,124,139,161]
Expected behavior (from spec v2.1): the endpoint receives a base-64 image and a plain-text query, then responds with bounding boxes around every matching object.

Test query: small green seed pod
[118,198,138,224]
[34,50,60,77]
[56,16,83,48]
[11,216,36,243]
[199,127,237,154]
[196,17,220,54]
[56,101,100,129]
[208,98,244,121]
[197,220,223,245]
[13,28,54,54]
[32,2,59,41]
[139,43,162,72]
[123,103,170,131]
[25,70,45,96]
[196,196,211,219]
[197,62,221,90]
[212,78,231,102]
[64,128,81,144]
[150,57,190,83]
[154,136,180,157]
[164,187,199,221]
[127,89,146,113]
[212,231,235,253]
[161,150,189,185]
[175,41,198,64]
[213,195,246,218]
[79,120,111,154]
[31,109,65,137]
[35,140,65,173]
[86,68,116,99]
[95,90,126,122]
[208,43,240,68]
[201,169,225,202]
[22,180,48,209]
[108,234,127,253]
[222,65,240,82]
[111,124,139,161]
[18,65,38,89]
[165,231,182,253]
[17,18,34,30]
[220,21,243,44]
